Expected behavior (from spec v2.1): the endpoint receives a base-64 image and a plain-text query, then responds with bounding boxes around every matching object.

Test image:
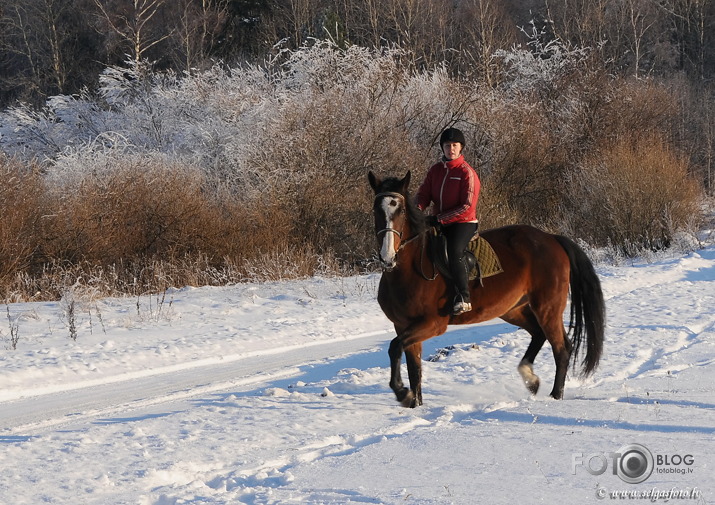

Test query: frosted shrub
[565,136,702,255]
[0,39,708,300]
[0,104,63,160]
[494,23,592,97]
[98,61,146,107]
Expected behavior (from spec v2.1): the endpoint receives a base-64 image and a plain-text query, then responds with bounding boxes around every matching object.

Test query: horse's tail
[555,235,605,376]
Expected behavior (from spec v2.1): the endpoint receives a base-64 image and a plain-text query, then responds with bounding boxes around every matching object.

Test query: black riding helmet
[440,127,466,147]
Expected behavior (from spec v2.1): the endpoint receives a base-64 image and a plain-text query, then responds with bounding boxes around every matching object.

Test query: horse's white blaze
[379,197,400,265]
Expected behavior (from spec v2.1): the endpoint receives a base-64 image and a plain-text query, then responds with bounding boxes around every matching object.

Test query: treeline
[0,40,706,301]
[0,0,712,302]
[1,0,714,109]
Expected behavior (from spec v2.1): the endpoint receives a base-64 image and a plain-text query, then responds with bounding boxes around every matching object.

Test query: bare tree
[545,0,612,48]
[654,0,712,78]
[173,0,229,71]
[385,0,444,63]
[0,0,95,105]
[272,0,321,46]
[459,0,517,85]
[0,2,42,97]
[93,0,173,67]
[619,0,660,77]
[363,0,384,48]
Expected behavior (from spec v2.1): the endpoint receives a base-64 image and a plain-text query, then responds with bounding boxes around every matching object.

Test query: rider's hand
[425,215,440,228]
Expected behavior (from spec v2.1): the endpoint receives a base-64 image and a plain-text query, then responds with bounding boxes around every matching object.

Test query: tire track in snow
[0,329,393,434]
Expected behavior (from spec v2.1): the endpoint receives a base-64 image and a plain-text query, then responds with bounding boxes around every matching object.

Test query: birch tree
[93,0,173,68]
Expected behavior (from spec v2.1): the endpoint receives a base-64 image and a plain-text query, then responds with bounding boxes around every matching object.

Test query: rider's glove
[426,215,441,228]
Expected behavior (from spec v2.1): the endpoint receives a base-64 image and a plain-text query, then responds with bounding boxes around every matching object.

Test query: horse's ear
[401,171,412,191]
[368,171,381,193]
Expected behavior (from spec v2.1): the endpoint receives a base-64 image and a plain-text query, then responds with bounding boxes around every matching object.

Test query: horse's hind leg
[548,328,572,399]
[531,304,572,399]
[520,333,546,395]
[503,307,546,395]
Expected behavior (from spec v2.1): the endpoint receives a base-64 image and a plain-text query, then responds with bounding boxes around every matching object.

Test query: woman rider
[416,127,480,315]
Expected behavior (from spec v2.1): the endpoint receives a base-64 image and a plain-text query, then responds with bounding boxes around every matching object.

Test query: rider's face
[442,141,462,161]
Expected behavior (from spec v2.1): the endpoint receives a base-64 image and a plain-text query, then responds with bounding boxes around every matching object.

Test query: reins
[417,233,438,281]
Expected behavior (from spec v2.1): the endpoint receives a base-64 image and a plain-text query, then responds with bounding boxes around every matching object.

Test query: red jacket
[416,155,480,225]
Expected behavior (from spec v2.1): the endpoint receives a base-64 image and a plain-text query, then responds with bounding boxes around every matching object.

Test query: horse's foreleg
[403,343,423,407]
[388,336,410,405]
[389,320,445,407]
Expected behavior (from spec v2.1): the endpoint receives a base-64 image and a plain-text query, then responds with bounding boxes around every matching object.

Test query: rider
[416,127,480,315]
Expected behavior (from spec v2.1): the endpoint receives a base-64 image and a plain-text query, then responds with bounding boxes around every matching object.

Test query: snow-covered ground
[1,245,715,504]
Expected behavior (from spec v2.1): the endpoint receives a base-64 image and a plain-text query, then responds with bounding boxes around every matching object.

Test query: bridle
[373,192,420,252]
[373,191,437,280]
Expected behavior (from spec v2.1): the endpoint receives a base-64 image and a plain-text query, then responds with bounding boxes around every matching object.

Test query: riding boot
[444,222,477,315]
[451,254,472,315]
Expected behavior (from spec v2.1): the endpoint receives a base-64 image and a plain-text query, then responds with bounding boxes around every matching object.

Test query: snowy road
[1,328,393,434]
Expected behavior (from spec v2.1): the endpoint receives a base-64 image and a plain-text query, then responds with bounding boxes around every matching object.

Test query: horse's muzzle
[380,258,396,272]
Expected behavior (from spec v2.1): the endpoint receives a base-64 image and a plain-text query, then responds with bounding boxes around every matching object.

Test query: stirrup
[452,299,472,315]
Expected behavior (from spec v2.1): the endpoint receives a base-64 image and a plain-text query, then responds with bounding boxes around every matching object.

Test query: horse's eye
[389,201,397,207]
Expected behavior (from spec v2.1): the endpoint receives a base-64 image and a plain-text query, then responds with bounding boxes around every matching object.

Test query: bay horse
[368,171,605,408]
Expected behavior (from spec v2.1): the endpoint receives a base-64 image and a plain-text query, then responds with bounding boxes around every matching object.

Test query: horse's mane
[378,176,426,235]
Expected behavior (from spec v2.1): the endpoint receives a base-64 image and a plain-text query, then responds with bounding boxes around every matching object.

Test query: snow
[1,247,715,504]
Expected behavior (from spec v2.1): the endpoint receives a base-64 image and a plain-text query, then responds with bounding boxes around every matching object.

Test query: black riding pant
[443,222,478,302]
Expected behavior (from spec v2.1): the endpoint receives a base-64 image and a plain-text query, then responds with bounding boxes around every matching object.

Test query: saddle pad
[468,235,503,280]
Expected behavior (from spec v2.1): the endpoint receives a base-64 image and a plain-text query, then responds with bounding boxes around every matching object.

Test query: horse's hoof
[518,361,540,395]
[400,392,422,408]
[395,387,410,405]
[400,390,415,408]
[526,379,540,395]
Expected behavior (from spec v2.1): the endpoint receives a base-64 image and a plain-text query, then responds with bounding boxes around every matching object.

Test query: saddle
[429,229,503,285]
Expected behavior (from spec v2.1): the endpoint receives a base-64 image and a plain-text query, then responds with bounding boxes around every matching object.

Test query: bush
[0,148,365,301]
[474,98,568,231]
[565,136,702,255]
[0,156,45,292]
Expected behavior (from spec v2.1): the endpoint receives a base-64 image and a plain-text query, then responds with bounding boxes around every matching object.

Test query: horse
[368,170,605,408]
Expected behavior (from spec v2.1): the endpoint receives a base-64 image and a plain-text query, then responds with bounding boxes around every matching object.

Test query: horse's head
[368,171,415,271]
